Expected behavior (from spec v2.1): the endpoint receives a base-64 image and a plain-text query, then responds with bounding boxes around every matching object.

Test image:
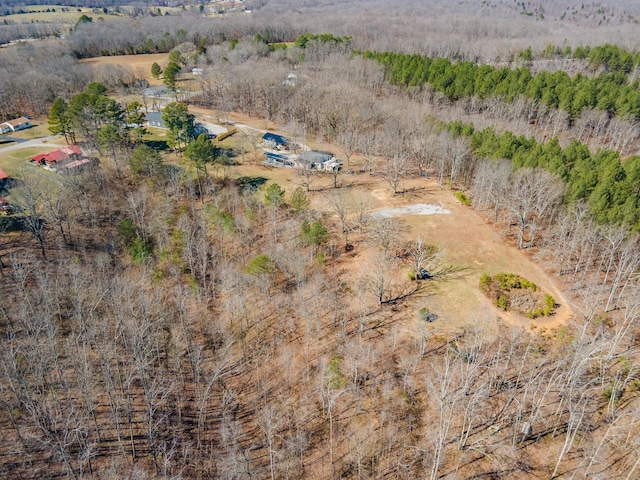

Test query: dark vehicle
[417,268,431,280]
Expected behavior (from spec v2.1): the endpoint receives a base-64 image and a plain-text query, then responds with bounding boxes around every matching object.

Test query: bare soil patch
[373,203,451,217]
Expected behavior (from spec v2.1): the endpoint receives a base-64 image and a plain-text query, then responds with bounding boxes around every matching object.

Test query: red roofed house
[60,158,92,171]
[31,145,83,170]
[0,168,8,189]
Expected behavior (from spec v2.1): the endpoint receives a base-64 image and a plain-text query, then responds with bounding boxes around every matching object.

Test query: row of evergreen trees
[518,43,640,74]
[441,120,640,230]
[361,51,640,120]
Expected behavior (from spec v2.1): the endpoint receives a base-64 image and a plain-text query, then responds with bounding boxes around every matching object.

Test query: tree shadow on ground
[143,140,169,151]
[235,176,268,192]
[378,265,469,308]
[397,185,431,199]
[429,264,469,281]
[383,282,421,306]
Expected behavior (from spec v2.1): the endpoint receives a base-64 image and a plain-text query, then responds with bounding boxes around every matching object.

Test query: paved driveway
[0,135,65,154]
[0,135,27,144]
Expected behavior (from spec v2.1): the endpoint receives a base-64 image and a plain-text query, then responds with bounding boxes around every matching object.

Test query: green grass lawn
[143,127,168,141]
[5,124,51,140]
[0,147,52,176]
[142,127,169,150]
[3,7,87,24]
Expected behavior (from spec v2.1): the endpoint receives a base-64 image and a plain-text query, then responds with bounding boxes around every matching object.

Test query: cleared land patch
[1,6,94,24]
[80,53,169,84]
[373,203,451,217]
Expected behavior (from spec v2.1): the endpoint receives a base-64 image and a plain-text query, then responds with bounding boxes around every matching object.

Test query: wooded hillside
[1,1,640,479]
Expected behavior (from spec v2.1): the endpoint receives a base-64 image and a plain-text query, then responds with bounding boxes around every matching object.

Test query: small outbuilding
[59,158,94,173]
[146,111,166,129]
[262,132,290,150]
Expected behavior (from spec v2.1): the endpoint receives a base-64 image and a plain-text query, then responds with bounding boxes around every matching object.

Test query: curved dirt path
[395,179,576,332]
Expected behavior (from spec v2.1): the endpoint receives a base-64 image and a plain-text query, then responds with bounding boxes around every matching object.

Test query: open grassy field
[1,5,98,24]
[0,146,53,175]
[1,5,185,26]
[2,123,49,140]
[220,154,573,337]
[81,53,169,84]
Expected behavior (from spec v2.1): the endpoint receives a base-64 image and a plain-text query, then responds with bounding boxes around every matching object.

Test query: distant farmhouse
[31,145,93,172]
[143,86,170,98]
[0,116,31,134]
[143,86,172,110]
[146,112,210,136]
[297,150,341,171]
[145,112,166,129]
[262,132,290,150]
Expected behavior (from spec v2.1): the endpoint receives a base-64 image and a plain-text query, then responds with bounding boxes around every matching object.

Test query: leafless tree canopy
[1,1,640,479]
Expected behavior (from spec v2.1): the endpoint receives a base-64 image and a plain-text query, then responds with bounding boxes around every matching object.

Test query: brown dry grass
[80,53,169,84]
[2,6,95,24]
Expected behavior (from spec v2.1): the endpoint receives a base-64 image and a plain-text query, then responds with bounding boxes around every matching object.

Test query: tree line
[441,120,640,231]
[361,50,640,120]
[518,42,640,75]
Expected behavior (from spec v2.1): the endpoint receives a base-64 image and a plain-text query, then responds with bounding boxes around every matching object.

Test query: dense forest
[1,1,640,479]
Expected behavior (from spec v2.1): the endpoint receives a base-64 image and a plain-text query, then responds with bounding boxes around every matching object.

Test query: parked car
[417,268,431,280]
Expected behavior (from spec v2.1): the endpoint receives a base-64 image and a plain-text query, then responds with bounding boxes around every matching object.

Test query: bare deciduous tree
[505,167,565,249]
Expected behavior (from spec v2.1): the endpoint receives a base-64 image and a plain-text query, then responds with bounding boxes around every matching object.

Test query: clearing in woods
[81,53,169,84]
[219,124,573,335]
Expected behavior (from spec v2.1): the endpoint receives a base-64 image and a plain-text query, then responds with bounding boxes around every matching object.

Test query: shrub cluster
[480,272,557,318]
